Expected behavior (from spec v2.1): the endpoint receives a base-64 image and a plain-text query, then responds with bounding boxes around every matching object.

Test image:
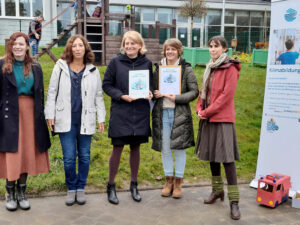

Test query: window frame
[0,0,43,19]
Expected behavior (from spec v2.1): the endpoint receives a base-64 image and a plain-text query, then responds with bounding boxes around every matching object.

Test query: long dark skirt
[195,120,240,163]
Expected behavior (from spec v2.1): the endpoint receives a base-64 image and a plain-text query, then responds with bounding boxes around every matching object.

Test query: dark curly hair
[61,34,95,64]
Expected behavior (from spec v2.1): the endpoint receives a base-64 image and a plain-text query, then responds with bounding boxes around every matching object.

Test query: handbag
[51,69,62,137]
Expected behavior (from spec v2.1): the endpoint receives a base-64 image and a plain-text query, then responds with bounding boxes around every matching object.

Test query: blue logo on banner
[284,8,297,22]
[267,118,279,133]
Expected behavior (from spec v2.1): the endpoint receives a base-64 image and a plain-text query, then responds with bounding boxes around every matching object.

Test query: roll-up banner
[251,0,300,193]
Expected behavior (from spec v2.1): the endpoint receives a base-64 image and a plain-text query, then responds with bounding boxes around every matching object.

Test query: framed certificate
[129,70,149,98]
[159,65,182,95]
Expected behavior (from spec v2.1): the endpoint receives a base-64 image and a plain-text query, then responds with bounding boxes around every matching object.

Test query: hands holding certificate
[153,90,176,102]
[122,91,153,102]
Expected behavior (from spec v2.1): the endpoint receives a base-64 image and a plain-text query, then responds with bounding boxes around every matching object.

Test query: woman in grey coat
[45,35,106,206]
[152,38,199,198]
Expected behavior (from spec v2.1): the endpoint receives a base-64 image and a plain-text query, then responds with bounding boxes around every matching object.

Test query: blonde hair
[162,38,184,57]
[120,31,147,55]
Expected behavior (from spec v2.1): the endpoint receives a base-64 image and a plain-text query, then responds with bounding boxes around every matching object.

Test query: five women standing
[45,34,106,206]
[1,31,241,220]
[102,31,153,204]
[0,32,51,211]
[152,38,198,198]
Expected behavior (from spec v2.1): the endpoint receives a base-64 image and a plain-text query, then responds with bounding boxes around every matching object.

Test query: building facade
[0,0,271,52]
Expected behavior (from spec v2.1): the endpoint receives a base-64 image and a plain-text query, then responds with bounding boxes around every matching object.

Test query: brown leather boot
[161,176,174,197]
[230,201,241,220]
[204,189,224,204]
[172,177,182,199]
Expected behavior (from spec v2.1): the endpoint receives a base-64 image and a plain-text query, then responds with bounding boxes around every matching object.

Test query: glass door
[178,27,188,47]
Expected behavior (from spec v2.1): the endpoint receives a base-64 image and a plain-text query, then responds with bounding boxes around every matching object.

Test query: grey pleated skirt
[195,120,240,163]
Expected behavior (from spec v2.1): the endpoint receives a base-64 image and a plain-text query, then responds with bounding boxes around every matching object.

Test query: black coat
[102,54,153,138]
[152,58,199,151]
[0,59,51,153]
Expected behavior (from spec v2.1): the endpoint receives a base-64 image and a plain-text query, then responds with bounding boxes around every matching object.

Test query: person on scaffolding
[28,15,44,57]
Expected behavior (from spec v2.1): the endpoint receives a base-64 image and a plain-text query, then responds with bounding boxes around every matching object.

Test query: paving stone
[1,184,300,225]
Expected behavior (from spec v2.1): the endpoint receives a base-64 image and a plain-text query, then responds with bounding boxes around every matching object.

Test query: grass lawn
[0,46,266,195]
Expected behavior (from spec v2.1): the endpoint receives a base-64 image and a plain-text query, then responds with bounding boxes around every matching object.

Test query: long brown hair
[61,35,95,64]
[2,32,33,75]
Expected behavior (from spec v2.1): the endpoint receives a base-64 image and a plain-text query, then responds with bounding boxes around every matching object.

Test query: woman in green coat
[152,38,199,198]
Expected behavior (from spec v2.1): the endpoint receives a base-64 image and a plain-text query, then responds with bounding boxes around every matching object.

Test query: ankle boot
[107,183,119,205]
[161,176,174,197]
[204,189,224,204]
[130,181,141,202]
[230,201,241,220]
[172,177,183,199]
[5,184,17,211]
[16,184,30,210]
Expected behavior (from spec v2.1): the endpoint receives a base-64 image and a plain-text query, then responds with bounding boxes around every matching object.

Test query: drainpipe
[221,0,225,36]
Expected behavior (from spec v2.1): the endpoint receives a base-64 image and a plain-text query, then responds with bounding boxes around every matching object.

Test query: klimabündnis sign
[252,0,300,192]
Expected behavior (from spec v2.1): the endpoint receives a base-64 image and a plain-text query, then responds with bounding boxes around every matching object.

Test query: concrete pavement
[0,184,300,225]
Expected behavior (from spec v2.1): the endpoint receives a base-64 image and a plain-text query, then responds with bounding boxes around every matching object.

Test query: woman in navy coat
[102,31,153,205]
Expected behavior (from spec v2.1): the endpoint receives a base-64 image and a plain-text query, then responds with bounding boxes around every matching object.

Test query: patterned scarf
[201,53,227,99]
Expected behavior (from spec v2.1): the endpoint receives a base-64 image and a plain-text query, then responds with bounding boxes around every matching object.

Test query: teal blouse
[13,60,34,95]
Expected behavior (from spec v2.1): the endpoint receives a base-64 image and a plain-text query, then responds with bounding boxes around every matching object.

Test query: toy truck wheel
[275,201,278,208]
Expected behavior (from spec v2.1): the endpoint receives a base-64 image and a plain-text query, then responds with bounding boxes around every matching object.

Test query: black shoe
[107,183,119,205]
[16,184,30,210]
[130,181,141,202]
[230,201,241,220]
[5,184,17,211]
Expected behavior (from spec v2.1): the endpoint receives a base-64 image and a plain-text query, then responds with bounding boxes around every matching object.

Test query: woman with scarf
[195,36,241,220]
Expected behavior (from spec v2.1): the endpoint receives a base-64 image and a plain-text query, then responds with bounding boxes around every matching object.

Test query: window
[251,12,263,27]
[177,14,188,23]
[2,0,43,17]
[225,11,234,24]
[178,27,187,46]
[207,26,221,41]
[192,28,201,47]
[142,8,155,22]
[5,0,16,16]
[236,11,249,26]
[19,0,30,17]
[224,27,235,47]
[206,10,221,25]
[32,0,42,16]
[109,5,124,13]
[109,21,122,36]
[142,24,155,38]
[135,7,141,23]
[194,17,201,23]
[157,8,172,24]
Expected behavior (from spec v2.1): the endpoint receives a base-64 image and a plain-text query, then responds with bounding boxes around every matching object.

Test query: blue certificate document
[159,65,182,95]
[129,70,149,98]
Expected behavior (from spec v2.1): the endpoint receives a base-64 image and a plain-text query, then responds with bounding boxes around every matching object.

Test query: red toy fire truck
[256,173,291,208]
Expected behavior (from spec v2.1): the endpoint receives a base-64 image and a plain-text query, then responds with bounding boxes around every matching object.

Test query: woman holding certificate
[102,31,153,205]
[195,36,241,220]
[152,38,199,199]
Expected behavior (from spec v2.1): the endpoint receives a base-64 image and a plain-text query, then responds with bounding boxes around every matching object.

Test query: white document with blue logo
[129,70,149,98]
[159,65,182,95]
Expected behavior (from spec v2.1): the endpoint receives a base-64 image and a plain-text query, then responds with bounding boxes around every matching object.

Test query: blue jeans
[29,37,39,56]
[59,123,92,191]
[162,109,186,178]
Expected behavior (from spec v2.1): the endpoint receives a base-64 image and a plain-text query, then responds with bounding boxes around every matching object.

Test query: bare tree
[179,0,207,47]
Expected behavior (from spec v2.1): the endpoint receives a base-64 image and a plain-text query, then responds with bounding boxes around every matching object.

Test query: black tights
[210,162,237,185]
[108,145,140,184]
[6,173,28,186]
